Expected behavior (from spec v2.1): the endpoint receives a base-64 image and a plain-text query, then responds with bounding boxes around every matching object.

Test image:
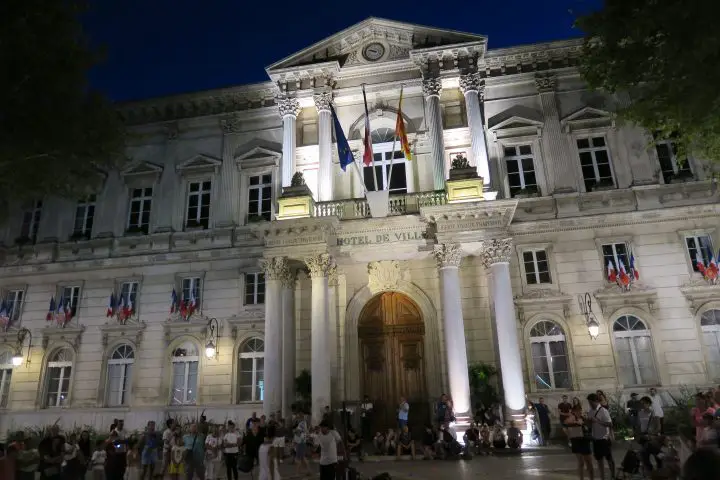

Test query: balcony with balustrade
[312,190,447,220]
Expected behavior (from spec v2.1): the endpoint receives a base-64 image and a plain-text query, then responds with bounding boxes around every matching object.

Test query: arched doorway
[358,292,429,432]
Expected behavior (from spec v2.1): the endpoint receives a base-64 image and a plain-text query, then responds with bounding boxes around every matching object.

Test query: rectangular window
[181,277,202,308]
[186,181,211,229]
[244,273,266,305]
[363,150,407,194]
[60,286,81,317]
[119,281,139,308]
[248,174,273,221]
[4,289,24,324]
[127,187,153,234]
[656,141,692,183]
[686,235,715,272]
[73,195,96,238]
[504,145,537,197]
[602,242,629,275]
[46,365,71,408]
[577,137,613,190]
[20,200,43,243]
[523,250,551,285]
[0,366,11,407]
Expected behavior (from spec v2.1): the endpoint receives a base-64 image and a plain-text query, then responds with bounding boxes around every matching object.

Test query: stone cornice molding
[41,325,86,350]
[220,114,241,134]
[513,289,573,323]
[593,284,658,317]
[99,321,147,347]
[261,256,290,281]
[421,77,442,98]
[459,72,484,96]
[680,279,720,314]
[481,40,582,71]
[410,41,487,71]
[480,238,513,268]
[432,244,462,268]
[313,92,333,113]
[421,200,518,242]
[534,73,557,93]
[305,253,334,278]
[277,96,302,119]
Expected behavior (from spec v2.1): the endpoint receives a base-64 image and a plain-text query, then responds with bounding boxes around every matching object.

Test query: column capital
[481,238,513,267]
[313,92,333,113]
[280,269,297,289]
[421,77,442,98]
[432,244,463,268]
[277,96,301,118]
[305,253,334,278]
[535,73,557,93]
[459,73,484,97]
[328,264,339,286]
[261,256,290,281]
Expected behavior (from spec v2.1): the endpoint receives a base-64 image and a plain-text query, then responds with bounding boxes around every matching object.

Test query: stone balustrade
[314,190,447,220]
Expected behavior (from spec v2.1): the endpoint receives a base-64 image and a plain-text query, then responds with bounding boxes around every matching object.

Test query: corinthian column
[432,244,472,418]
[536,74,576,193]
[314,93,333,201]
[261,256,288,415]
[482,239,526,412]
[278,97,302,188]
[422,77,447,191]
[459,73,490,186]
[305,253,333,425]
[281,270,296,420]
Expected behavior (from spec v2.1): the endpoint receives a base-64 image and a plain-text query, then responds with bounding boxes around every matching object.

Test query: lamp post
[204,318,219,359]
[11,327,32,367]
[577,293,600,340]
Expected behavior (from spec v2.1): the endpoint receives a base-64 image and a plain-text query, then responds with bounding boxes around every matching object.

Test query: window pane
[388,163,407,193]
[171,363,186,405]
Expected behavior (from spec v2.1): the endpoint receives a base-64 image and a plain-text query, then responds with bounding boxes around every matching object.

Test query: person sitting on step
[384,429,397,456]
[372,432,386,455]
[421,425,436,460]
[395,426,415,460]
[345,428,363,462]
[492,425,507,450]
[506,421,523,450]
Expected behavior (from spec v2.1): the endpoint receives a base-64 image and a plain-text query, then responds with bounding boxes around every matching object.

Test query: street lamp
[205,318,219,359]
[11,328,32,367]
[578,293,600,340]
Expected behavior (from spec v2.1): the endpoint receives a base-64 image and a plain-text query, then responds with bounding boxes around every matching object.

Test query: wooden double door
[358,292,429,433]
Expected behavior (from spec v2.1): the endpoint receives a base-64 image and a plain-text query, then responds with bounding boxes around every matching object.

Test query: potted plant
[446,153,484,202]
[670,169,694,183]
[276,172,315,220]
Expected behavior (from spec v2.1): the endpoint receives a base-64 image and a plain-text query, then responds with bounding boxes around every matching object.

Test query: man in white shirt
[315,421,343,480]
[587,393,616,480]
[398,397,410,429]
[649,387,665,434]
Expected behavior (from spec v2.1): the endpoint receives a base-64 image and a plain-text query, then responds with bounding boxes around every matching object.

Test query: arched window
[529,321,571,390]
[700,309,720,380]
[45,348,73,408]
[171,342,198,405]
[107,344,134,406]
[363,128,407,194]
[238,337,264,402]
[0,351,13,408]
[613,315,658,386]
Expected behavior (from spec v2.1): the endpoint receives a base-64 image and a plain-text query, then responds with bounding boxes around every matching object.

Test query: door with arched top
[358,292,428,433]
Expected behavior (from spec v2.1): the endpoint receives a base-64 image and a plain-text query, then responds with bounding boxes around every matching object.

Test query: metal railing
[314,190,447,220]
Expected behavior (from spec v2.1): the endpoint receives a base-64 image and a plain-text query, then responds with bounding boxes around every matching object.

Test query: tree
[576,0,720,161]
[0,0,126,213]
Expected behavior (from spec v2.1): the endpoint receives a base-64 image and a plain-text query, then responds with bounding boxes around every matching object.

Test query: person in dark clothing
[421,425,437,459]
[38,436,63,480]
[242,421,264,466]
[245,412,258,432]
[532,397,552,446]
[626,393,641,433]
[105,431,124,480]
[78,431,92,474]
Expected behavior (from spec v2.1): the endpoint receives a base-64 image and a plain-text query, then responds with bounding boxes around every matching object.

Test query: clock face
[363,43,386,61]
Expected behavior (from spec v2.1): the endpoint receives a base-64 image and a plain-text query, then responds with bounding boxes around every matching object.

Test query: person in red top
[690,393,716,445]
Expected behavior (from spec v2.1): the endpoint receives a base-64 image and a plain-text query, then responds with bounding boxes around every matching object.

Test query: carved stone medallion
[368,260,405,292]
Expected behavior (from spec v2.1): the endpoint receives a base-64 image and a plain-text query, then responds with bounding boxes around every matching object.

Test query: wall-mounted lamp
[578,293,600,340]
[11,327,32,367]
[205,318,219,359]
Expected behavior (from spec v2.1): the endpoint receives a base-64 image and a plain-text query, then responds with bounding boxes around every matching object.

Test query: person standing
[204,426,221,480]
[397,397,410,429]
[242,421,264,467]
[436,394,454,426]
[587,393,615,480]
[360,396,374,441]
[533,397,552,446]
[161,419,175,477]
[113,420,128,480]
[565,405,594,480]
[314,421,342,480]
[558,395,572,446]
[183,423,206,480]
[222,421,240,480]
[649,388,665,434]
[139,421,160,480]
[626,393,641,434]
[257,426,281,480]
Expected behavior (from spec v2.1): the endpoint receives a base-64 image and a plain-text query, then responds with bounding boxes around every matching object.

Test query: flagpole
[352,156,368,195]
[386,84,404,192]
[362,84,380,192]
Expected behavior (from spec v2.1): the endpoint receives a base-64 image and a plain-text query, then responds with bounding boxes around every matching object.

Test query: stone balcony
[314,190,448,220]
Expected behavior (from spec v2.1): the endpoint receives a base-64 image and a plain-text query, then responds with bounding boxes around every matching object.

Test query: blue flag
[330,104,355,171]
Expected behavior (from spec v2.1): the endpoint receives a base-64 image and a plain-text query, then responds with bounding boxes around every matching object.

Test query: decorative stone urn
[445,154,484,203]
[276,172,315,220]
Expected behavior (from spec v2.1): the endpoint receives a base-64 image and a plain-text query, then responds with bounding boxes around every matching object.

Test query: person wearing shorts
[587,393,615,480]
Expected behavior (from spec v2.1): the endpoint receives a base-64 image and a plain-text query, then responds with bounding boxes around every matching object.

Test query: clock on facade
[363,42,386,61]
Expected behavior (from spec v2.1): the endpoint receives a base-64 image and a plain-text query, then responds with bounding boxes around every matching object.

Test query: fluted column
[328,266,339,400]
[157,124,180,233]
[422,77,447,191]
[216,116,241,227]
[432,244,472,417]
[314,93,333,201]
[261,257,287,415]
[93,170,125,237]
[280,270,296,420]
[460,73,490,186]
[278,97,302,188]
[305,253,333,425]
[536,74,575,193]
[482,239,526,411]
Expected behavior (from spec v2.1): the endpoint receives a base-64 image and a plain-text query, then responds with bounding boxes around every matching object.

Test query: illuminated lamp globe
[205,341,217,359]
[587,318,600,340]
[12,353,23,367]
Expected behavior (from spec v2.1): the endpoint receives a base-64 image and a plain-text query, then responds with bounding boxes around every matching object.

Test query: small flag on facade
[607,261,617,283]
[361,85,373,167]
[330,104,355,171]
[46,297,56,321]
[106,293,116,318]
[395,86,412,161]
[170,289,178,314]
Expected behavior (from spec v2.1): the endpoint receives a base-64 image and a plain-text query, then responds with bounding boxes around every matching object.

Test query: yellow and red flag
[394,87,412,161]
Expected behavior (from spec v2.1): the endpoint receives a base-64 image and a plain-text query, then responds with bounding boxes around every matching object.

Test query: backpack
[620,449,640,474]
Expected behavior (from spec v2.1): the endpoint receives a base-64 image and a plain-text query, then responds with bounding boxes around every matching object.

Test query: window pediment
[561,107,614,133]
[176,154,222,175]
[593,283,657,317]
[41,325,85,350]
[488,106,544,139]
[235,145,281,170]
[680,279,720,314]
[121,161,164,181]
[228,312,265,340]
[514,289,572,323]
[99,321,146,347]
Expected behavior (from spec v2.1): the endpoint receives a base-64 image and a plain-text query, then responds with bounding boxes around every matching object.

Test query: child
[125,443,141,480]
[90,440,107,480]
[168,436,185,480]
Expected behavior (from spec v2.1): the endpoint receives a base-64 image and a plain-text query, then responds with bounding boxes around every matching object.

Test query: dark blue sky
[83,0,602,102]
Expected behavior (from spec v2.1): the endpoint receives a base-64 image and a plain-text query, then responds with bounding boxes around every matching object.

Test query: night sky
[83,0,602,102]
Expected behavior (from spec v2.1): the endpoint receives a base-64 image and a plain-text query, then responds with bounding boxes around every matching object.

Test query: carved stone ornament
[328,264,339,287]
[99,321,146,347]
[535,73,557,93]
[368,260,406,292]
[593,283,658,317]
[421,77,442,98]
[305,253,334,278]
[281,269,297,290]
[514,289,573,323]
[481,238,513,267]
[679,278,720,314]
[313,92,333,113]
[459,72,483,95]
[290,171,306,187]
[261,256,290,281]
[220,114,241,134]
[277,96,301,118]
[41,325,85,351]
[432,244,462,268]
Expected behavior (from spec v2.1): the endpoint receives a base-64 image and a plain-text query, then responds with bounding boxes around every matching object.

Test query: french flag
[618,262,631,287]
[123,293,133,319]
[629,252,640,280]
[188,287,197,316]
[170,289,178,313]
[55,295,64,323]
[63,297,73,323]
[0,301,10,327]
[46,297,56,321]
[179,293,187,318]
[696,252,706,275]
[708,254,719,279]
[361,85,373,167]
[607,261,617,283]
[106,293,116,318]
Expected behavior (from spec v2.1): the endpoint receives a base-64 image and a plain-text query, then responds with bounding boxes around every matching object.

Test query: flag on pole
[46,297,56,321]
[330,104,355,171]
[170,289,178,313]
[106,293,116,318]
[629,251,640,280]
[0,301,10,329]
[361,85,373,166]
[618,262,631,287]
[696,252,707,275]
[394,87,412,161]
[607,261,617,283]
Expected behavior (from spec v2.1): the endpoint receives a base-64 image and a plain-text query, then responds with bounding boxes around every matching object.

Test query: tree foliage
[576,0,720,161]
[0,0,126,212]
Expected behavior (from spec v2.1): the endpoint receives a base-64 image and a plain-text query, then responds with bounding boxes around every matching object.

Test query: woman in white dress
[258,426,281,480]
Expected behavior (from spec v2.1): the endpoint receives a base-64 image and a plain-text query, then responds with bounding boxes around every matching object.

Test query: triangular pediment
[266,17,486,72]
[176,154,222,173]
[561,106,615,131]
[488,106,544,131]
[234,140,282,168]
[121,161,164,178]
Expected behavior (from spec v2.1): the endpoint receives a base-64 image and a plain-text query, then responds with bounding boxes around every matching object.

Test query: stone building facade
[1,18,719,435]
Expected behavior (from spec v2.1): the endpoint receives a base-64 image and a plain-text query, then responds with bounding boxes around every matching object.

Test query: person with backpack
[587,393,615,480]
[636,396,661,473]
